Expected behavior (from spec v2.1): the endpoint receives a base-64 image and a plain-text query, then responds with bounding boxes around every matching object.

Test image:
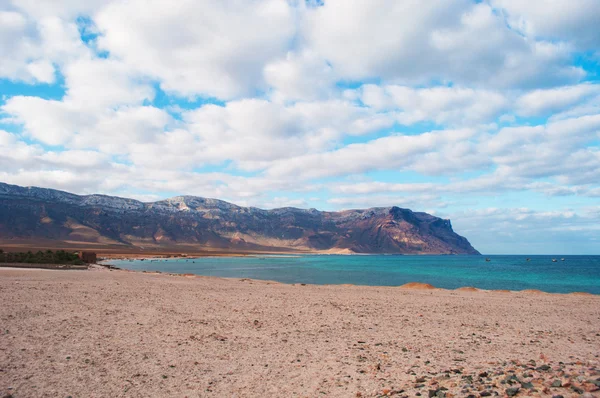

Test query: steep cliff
[0,182,479,254]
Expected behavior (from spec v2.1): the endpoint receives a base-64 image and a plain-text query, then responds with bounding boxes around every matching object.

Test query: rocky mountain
[0,182,479,254]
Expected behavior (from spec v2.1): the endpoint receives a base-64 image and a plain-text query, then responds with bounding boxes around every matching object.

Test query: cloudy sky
[1,0,599,254]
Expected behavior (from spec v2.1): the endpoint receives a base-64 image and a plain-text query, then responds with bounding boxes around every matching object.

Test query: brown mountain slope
[0,182,479,254]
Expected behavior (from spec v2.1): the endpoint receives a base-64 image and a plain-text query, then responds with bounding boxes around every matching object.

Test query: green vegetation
[0,249,85,265]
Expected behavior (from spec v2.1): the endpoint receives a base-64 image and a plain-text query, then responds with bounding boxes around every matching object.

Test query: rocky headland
[0,182,479,255]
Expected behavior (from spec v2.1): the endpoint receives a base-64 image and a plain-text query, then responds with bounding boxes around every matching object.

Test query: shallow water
[107,255,600,294]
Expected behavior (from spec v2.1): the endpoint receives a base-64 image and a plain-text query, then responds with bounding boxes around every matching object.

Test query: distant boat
[561,258,565,261]
[552,259,557,262]
[526,258,531,261]
[485,258,491,262]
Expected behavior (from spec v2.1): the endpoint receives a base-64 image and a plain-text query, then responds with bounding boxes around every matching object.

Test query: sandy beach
[1,268,599,397]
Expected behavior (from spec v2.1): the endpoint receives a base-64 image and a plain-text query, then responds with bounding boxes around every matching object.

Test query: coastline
[1,267,598,397]
[98,257,600,296]
[4,262,598,295]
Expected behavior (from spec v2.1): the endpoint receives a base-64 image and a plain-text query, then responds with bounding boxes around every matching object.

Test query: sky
[0,0,599,254]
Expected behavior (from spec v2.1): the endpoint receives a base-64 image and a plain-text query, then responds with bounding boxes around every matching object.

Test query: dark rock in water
[506,387,520,396]
[0,182,480,255]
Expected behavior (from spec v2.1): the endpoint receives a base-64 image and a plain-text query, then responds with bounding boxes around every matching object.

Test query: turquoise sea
[106,255,600,294]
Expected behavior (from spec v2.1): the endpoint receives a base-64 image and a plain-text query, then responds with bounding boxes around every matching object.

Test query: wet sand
[1,268,599,397]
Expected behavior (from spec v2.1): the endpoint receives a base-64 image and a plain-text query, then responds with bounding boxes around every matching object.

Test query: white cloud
[39,149,109,169]
[0,130,43,171]
[63,57,155,108]
[516,83,600,117]
[264,50,335,101]
[449,206,600,254]
[180,97,395,169]
[3,96,170,149]
[0,10,42,82]
[481,114,600,185]
[303,1,583,88]
[6,0,105,19]
[0,7,88,83]
[327,194,445,210]
[492,0,600,49]
[25,60,55,83]
[3,97,79,145]
[360,84,508,126]
[264,128,479,179]
[94,0,296,99]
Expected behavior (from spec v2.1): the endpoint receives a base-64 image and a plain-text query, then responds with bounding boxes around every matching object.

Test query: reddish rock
[583,383,599,392]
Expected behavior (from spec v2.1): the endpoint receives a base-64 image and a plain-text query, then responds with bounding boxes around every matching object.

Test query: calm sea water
[106,255,600,294]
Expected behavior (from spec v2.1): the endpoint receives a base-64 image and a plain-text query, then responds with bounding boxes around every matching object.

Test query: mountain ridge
[0,182,480,255]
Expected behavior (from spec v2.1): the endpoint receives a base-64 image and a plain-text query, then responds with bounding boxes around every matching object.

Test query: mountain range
[0,182,479,255]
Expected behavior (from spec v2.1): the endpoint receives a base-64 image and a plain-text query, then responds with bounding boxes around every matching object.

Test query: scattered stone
[571,386,584,394]
[506,387,520,396]
[521,381,533,389]
[551,380,562,387]
[583,382,599,392]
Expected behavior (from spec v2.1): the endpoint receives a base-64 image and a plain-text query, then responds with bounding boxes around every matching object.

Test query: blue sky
[1,0,599,254]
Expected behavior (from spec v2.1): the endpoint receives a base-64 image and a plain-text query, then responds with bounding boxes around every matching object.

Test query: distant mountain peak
[0,182,479,255]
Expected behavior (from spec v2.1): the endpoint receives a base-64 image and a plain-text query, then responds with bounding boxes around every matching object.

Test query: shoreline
[97,259,600,296]
[92,262,600,296]
[2,263,597,296]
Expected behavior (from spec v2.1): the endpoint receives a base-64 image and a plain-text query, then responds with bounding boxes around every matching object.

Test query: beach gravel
[0,267,599,397]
